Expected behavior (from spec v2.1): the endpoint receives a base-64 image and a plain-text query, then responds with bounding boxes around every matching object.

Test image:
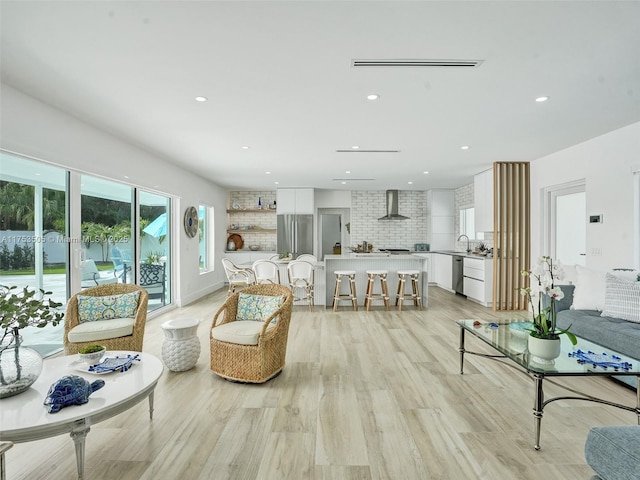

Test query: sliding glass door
[80,175,134,285]
[140,191,171,311]
[1,151,175,356]
[0,152,68,356]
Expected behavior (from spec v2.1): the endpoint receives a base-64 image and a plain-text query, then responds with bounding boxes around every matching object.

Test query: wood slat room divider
[493,162,530,310]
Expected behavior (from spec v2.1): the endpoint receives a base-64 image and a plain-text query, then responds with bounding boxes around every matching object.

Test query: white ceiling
[1,1,639,191]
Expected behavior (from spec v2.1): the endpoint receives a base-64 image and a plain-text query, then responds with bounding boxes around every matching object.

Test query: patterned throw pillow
[78,291,141,323]
[236,293,284,323]
[601,273,640,323]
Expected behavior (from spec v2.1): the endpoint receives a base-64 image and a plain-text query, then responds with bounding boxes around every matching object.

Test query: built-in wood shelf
[227,209,276,213]
[227,229,277,234]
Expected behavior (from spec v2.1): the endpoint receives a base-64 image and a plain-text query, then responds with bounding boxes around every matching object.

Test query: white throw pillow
[609,269,640,283]
[572,265,606,311]
[601,273,640,323]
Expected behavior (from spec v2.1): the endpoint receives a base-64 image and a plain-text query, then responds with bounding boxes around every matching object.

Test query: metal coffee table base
[459,325,640,450]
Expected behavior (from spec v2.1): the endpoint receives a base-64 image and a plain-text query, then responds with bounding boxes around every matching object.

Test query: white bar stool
[395,270,422,311]
[364,270,390,311]
[332,270,358,311]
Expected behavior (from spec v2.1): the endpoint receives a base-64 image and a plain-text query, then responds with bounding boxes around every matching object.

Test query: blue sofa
[554,284,640,389]
[552,285,640,479]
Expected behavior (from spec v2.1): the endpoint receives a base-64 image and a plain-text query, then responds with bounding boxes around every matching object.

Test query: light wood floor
[6,287,636,480]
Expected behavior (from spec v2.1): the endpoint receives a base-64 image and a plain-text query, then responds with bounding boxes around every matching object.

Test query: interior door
[547,182,586,266]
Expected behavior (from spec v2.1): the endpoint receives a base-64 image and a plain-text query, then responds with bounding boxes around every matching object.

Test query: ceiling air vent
[351,59,483,68]
[335,149,400,153]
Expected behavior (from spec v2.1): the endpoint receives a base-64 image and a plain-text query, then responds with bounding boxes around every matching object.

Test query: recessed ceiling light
[274,181,279,185]
[341,181,347,185]
[423,171,429,175]
[123,175,129,179]
[367,94,379,100]
[351,145,360,150]
[241,146,250,150]
[408,181,413,185]
[461,146,470,150]
[345,170,351,174]
[265,171,271,175]
[195,96,208,102]
[535,96,549,102]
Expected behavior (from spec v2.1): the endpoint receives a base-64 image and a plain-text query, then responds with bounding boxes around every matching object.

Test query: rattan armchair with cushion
[210,284,293,383]
[64,284,149,355]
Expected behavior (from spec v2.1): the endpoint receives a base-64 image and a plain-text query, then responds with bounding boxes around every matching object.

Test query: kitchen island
[324,254,428,308]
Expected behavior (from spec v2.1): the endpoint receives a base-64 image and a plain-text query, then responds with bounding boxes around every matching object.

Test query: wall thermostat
[589,215,603,224]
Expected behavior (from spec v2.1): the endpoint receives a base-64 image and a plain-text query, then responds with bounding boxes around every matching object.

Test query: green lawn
[1,262,113,275]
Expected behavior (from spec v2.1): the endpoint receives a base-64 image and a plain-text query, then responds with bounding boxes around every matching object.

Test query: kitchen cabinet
[463,256,493,306]
[474,168,494,233]
[427,189,455,250]
[276,188,314,215]
[431,253,453,291]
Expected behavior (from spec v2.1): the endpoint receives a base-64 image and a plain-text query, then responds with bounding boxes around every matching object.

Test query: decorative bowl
[78,345,107,366]
[249,245,260,251]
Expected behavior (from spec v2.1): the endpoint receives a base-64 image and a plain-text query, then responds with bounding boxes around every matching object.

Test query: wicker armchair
[210,284,293,383]
[64,284,149,355]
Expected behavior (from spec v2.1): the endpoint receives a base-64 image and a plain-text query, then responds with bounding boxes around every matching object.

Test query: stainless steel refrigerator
[277,214,314,258]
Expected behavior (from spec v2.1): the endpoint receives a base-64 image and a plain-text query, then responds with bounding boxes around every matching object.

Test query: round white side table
[160,318,201,372]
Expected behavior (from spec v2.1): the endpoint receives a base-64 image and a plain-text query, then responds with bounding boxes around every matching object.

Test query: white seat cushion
[211,321,275,346]
[68,317,135,343]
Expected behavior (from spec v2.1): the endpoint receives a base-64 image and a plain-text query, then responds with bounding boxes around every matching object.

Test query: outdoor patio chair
[64,283,148,355]
[81,259,117,288]
[111,246,132,282]
[139,263,166,305]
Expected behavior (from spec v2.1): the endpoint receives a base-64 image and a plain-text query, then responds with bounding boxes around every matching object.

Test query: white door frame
[541,179,586,262]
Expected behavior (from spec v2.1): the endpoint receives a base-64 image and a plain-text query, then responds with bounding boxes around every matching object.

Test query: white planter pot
[528,335,561,365]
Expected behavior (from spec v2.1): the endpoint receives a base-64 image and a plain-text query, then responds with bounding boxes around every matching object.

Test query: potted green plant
[520,256,577,363]
[0,285,64,398]
[78,344,107,365]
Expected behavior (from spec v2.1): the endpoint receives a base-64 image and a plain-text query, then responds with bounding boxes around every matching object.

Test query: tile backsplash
[349,190,428,250]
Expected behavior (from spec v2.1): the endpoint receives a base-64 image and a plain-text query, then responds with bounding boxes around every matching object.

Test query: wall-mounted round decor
[183,206,199,238]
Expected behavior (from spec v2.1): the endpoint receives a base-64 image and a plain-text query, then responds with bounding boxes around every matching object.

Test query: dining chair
[252,259,281,284]
[296,254,317,263]
[286,260,315,310]
[221,258,254,296]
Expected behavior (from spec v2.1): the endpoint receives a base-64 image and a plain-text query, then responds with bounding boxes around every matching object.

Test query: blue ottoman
[585,426,640,480]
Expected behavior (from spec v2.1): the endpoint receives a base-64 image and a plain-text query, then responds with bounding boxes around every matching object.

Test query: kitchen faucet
[457,234,471,254]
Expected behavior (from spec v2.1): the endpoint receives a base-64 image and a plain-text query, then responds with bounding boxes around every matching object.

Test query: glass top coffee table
[457,319,640,450]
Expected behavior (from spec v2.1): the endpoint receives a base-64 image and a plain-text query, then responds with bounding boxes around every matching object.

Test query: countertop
[430,250,493,259]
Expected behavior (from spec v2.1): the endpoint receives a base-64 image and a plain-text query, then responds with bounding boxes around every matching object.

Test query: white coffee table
[0,351,163,480]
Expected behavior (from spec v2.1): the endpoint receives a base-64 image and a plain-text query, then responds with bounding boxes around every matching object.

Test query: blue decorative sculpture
[568,349,633,371]
[43,375,105,413]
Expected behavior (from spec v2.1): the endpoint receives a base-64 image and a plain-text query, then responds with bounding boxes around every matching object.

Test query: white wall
[530,122,640,271]
[0,83,228,305]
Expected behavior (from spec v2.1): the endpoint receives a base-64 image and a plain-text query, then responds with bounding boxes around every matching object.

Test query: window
[199,204,211,271]
[634,169,640,268]
[459,206,484,241]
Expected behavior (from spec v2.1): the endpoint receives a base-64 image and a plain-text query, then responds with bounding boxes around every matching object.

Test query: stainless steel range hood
[378,190,409,220]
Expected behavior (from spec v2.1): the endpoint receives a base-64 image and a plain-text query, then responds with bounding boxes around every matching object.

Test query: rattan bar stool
[395,270,422,311]
[332,270,358,311]
[364,270,390,311]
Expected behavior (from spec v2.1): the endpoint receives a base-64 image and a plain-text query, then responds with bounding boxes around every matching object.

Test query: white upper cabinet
[276,188,314,215]
[474,168,494,233]
[427,189,455,250]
